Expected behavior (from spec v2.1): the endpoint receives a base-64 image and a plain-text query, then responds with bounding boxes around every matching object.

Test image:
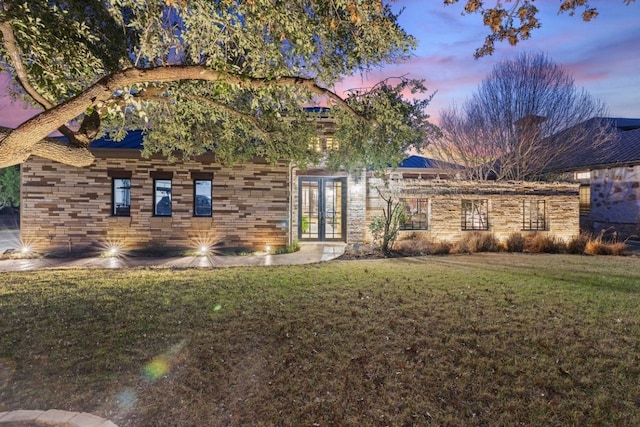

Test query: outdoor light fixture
[107,246,120,257]
[265,245,271,253]
[199,245,209,255]
[20,245,31,254]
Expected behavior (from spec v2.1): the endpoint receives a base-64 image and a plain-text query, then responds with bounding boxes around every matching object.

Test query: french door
[298,177,346,241]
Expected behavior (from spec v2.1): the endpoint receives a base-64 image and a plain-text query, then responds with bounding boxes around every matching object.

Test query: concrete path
[0,242,346,271]
[0,230,19,253]
[0,409,116,426]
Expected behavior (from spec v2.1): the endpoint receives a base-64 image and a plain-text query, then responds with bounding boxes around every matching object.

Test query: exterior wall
[588,166,640,239]
[365,178,580,244]
[20,150,290,255]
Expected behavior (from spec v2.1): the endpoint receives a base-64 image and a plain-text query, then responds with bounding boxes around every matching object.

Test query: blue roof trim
[397,155,461,169]
[90,130,144,149]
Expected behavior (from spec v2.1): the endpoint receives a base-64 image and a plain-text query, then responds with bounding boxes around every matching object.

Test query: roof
[90,130,145,149]
[547,117,640,172]
[397,155,461,169]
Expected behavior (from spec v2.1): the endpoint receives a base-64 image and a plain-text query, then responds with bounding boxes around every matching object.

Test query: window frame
[153,178,172,217]
[193,179,212,217]
[461,199,489,231]
[399,198,430,230]
[522,199,547,231]
[579,184,591,215]
[111,177,131,217]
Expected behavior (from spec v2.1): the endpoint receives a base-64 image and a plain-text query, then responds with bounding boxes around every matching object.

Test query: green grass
[1,254,639,426]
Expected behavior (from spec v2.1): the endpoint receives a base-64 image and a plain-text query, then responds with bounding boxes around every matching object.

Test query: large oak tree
[0,0,435,169]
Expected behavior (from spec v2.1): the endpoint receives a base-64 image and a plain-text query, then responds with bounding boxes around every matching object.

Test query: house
[548,118,640,240]
[19,132,580,256]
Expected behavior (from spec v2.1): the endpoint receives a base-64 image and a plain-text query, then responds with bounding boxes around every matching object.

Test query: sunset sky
[1,1,639,129]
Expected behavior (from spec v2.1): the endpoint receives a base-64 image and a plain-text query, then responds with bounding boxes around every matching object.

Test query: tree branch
[0,65,366,167]
[0,21,92,147]
[0,126,94,167]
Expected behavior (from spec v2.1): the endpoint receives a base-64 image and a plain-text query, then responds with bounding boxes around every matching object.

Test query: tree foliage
[444,0,637,58]
[431,52,612,181]
[0,165,20,208]
[0,0,435,169]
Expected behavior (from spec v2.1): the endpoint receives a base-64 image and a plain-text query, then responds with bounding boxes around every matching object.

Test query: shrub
[523,233,566,253]
[567,233,591,254]
[431,240,452,255]
[505,233,525,252]
[584,239,627,256]
[455,232,503,253]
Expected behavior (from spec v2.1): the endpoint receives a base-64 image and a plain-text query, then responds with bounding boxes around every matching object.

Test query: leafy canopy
[0,0,436,169]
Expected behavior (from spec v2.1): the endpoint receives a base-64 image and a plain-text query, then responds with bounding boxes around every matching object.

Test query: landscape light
[199,245,209,255]
[107,246,120,257]
[20,245,31,254]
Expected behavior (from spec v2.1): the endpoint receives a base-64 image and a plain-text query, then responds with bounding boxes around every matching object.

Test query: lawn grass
[1,253,639,426]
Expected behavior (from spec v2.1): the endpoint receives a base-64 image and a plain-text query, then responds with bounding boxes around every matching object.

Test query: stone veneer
[366,177,580,244]
[21,149,291,255]
[587,165,640,239]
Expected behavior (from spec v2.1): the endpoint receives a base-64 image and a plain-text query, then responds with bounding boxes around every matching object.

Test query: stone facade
[366,177,580,244]
[20,148,582,255]
[586,165,640,239]
[21,149,291,255]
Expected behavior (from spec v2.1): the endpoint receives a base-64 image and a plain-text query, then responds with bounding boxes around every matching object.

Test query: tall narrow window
[461,199,489,230]
[112,178,131,216]
[522,200,546,230]
[579,185,591,214]
[154,179,172,216]
[400,198,429,230]
[194,179,212,217]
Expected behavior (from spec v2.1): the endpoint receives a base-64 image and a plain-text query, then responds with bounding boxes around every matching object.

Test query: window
[461,199,489,230]
[309,135,339,152]
[579,185,591,214]
[522,200,546,230]
[399,198,429,230]
[154,179,172,216]
[194,179,212,217]
[112,178,131,216]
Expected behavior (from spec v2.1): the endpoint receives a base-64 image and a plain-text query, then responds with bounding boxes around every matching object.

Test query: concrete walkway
[0,242,346,272]
[0,409,116,427]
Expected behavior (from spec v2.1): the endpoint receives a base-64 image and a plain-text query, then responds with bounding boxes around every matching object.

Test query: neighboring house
[549,118,640,240]
[20,132,580,255]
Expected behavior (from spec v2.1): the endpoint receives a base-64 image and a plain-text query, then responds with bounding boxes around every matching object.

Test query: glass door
[299,177,346,241]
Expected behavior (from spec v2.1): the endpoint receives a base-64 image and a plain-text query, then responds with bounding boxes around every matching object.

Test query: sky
[1,0,639,129]
[334,0,640,123]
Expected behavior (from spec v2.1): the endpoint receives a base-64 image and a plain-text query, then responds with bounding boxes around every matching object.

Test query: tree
[0,0,435,169]
[431,52,612,181]
[444,0,637,58]
[0,165,20,209]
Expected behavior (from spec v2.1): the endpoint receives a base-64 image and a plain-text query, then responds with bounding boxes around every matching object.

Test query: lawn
[1,253,639,426]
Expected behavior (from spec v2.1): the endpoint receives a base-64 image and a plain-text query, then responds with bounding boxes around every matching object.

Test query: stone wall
[366,178,580,244]
[588,165,640,239]
[21,150,290,255]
